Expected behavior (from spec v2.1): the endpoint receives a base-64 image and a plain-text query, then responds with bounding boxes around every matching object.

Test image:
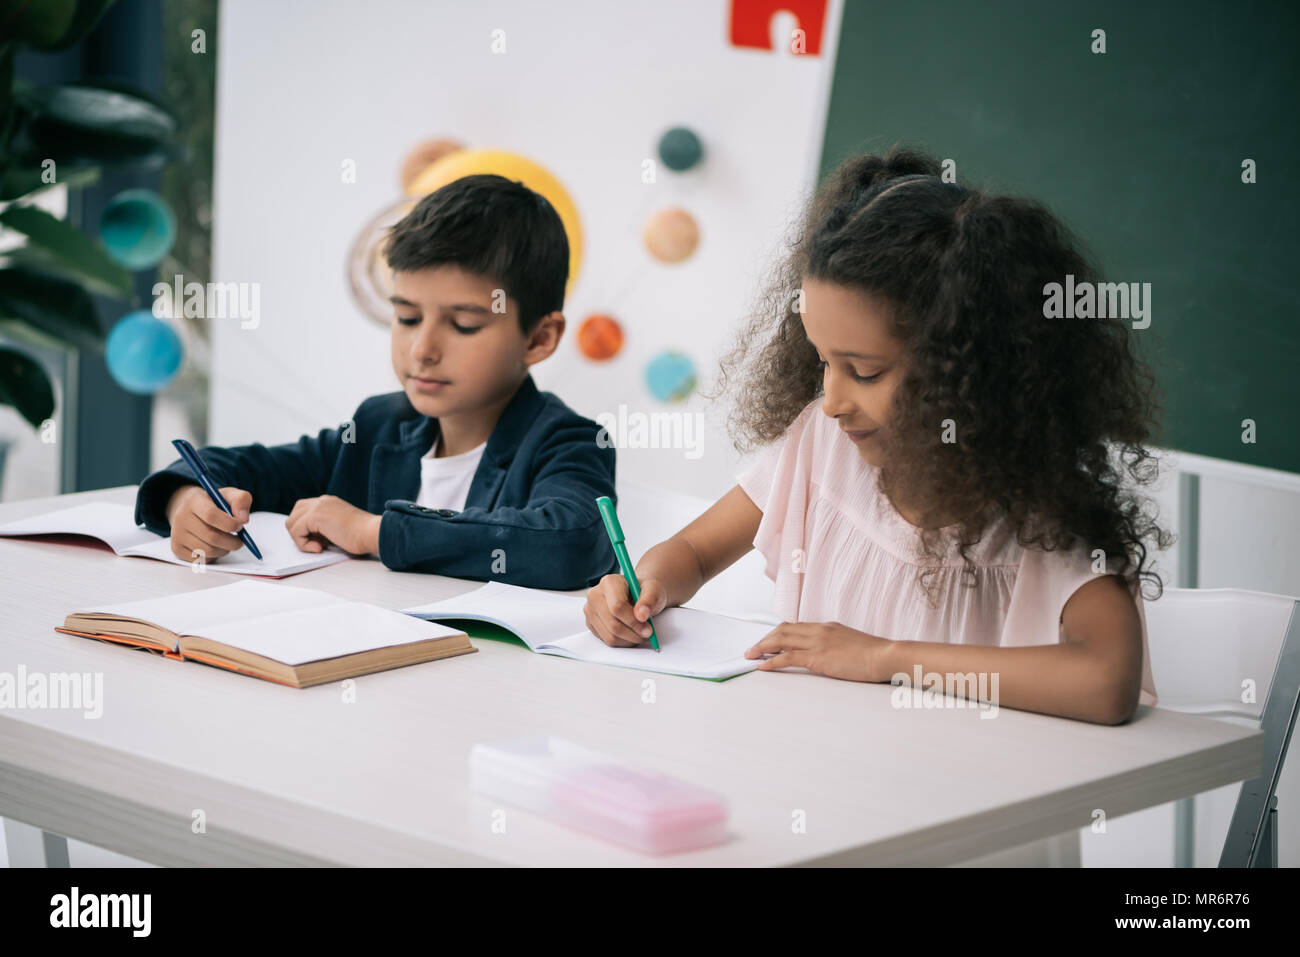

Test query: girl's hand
[584,573,668,647]
[745,622,895,682]
[285,495,381,556]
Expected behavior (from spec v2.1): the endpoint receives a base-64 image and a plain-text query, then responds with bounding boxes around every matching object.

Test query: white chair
[1078,587,1299,867]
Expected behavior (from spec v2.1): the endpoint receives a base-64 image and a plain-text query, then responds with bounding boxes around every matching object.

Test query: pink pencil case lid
[470,736,728,855]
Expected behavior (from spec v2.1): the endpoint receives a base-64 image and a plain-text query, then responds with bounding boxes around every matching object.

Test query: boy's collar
[397,372,544,467]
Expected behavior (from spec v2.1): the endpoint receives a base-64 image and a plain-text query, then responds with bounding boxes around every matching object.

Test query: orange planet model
[577,314,624,360]
[399,138,465,191]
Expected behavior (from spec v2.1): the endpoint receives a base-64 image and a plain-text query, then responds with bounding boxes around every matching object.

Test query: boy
[135,174,618,590]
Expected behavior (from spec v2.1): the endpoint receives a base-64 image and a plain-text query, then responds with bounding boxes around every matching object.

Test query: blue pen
[171,438,263,561]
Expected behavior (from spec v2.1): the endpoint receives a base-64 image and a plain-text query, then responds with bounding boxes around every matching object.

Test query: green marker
[595,495,660,652]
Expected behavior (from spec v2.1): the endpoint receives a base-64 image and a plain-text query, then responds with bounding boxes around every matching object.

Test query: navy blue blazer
[134,374,619,589]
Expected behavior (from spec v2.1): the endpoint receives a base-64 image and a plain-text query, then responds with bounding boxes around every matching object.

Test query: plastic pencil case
[470,736,728,855]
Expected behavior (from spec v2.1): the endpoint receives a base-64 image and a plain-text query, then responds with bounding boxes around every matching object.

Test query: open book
[55,580,475,687]
[402,581,778,680]
[0,501,349,578]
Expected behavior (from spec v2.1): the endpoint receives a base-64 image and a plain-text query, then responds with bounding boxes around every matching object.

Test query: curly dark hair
[710,145,1172,603]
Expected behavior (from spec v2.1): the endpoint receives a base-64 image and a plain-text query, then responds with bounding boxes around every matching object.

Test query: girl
[583,146,1170,725]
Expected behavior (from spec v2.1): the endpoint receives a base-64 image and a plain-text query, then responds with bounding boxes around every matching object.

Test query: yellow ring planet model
[406,148,583,292]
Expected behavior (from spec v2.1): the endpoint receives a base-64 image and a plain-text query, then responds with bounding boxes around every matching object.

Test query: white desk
[0,487,1261,866]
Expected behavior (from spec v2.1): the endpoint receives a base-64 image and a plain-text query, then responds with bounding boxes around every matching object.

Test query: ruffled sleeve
[1002,542,1159,708]
[735,400,822,618]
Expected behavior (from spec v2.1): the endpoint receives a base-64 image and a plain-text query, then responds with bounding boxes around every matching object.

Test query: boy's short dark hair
[384,173,569,334]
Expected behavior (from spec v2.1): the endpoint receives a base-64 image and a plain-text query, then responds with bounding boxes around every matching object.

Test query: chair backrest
[613,477,775,620]
[1143,586,1300,867]
[1143,587,1296,718]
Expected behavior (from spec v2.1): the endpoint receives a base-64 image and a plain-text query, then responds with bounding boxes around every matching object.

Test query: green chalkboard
[820,0,1299,473]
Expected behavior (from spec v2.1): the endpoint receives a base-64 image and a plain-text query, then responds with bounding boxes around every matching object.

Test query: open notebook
[402,581,779,680]
[55,580,475,687]
[0,501,349,577]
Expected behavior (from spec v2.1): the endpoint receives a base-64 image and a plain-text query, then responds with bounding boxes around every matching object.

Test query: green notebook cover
[434,617,735,681]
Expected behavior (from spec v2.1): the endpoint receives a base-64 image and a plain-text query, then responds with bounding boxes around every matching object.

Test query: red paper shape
[729,0,827,56]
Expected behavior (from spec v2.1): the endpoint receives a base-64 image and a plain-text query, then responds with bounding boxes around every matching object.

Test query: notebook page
[122,510,350,576]
[404,581,770,678]
[200,602,467,665]
[542,605,771,678]
[0,502,157,553]
[70,580,335,648]
[402,581,587,649]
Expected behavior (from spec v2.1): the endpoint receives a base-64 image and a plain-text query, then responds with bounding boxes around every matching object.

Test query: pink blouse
[736,399,1158,707]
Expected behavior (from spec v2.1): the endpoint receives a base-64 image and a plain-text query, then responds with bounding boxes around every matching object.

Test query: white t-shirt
[414,435,487,512]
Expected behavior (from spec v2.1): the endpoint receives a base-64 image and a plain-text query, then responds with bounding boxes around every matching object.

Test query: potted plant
[0,0,178,443]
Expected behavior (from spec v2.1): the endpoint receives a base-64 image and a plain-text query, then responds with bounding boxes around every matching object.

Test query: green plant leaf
[15,134,178,170]
[0,244,133,300]
[0,161,100,201]
[0,43,17,148]
[0,0,118,52]
[0,0,77,49]
[0,343,56,427]
[0,267,105,352]
[7,77,179,169]
[0,204,132,299]
[13,79,176,141]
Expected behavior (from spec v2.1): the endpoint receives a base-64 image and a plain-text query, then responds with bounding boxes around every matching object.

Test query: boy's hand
[745,622,895,682]
[165,484,252,563]
[285,494,381,556]
[583,573,668,647]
